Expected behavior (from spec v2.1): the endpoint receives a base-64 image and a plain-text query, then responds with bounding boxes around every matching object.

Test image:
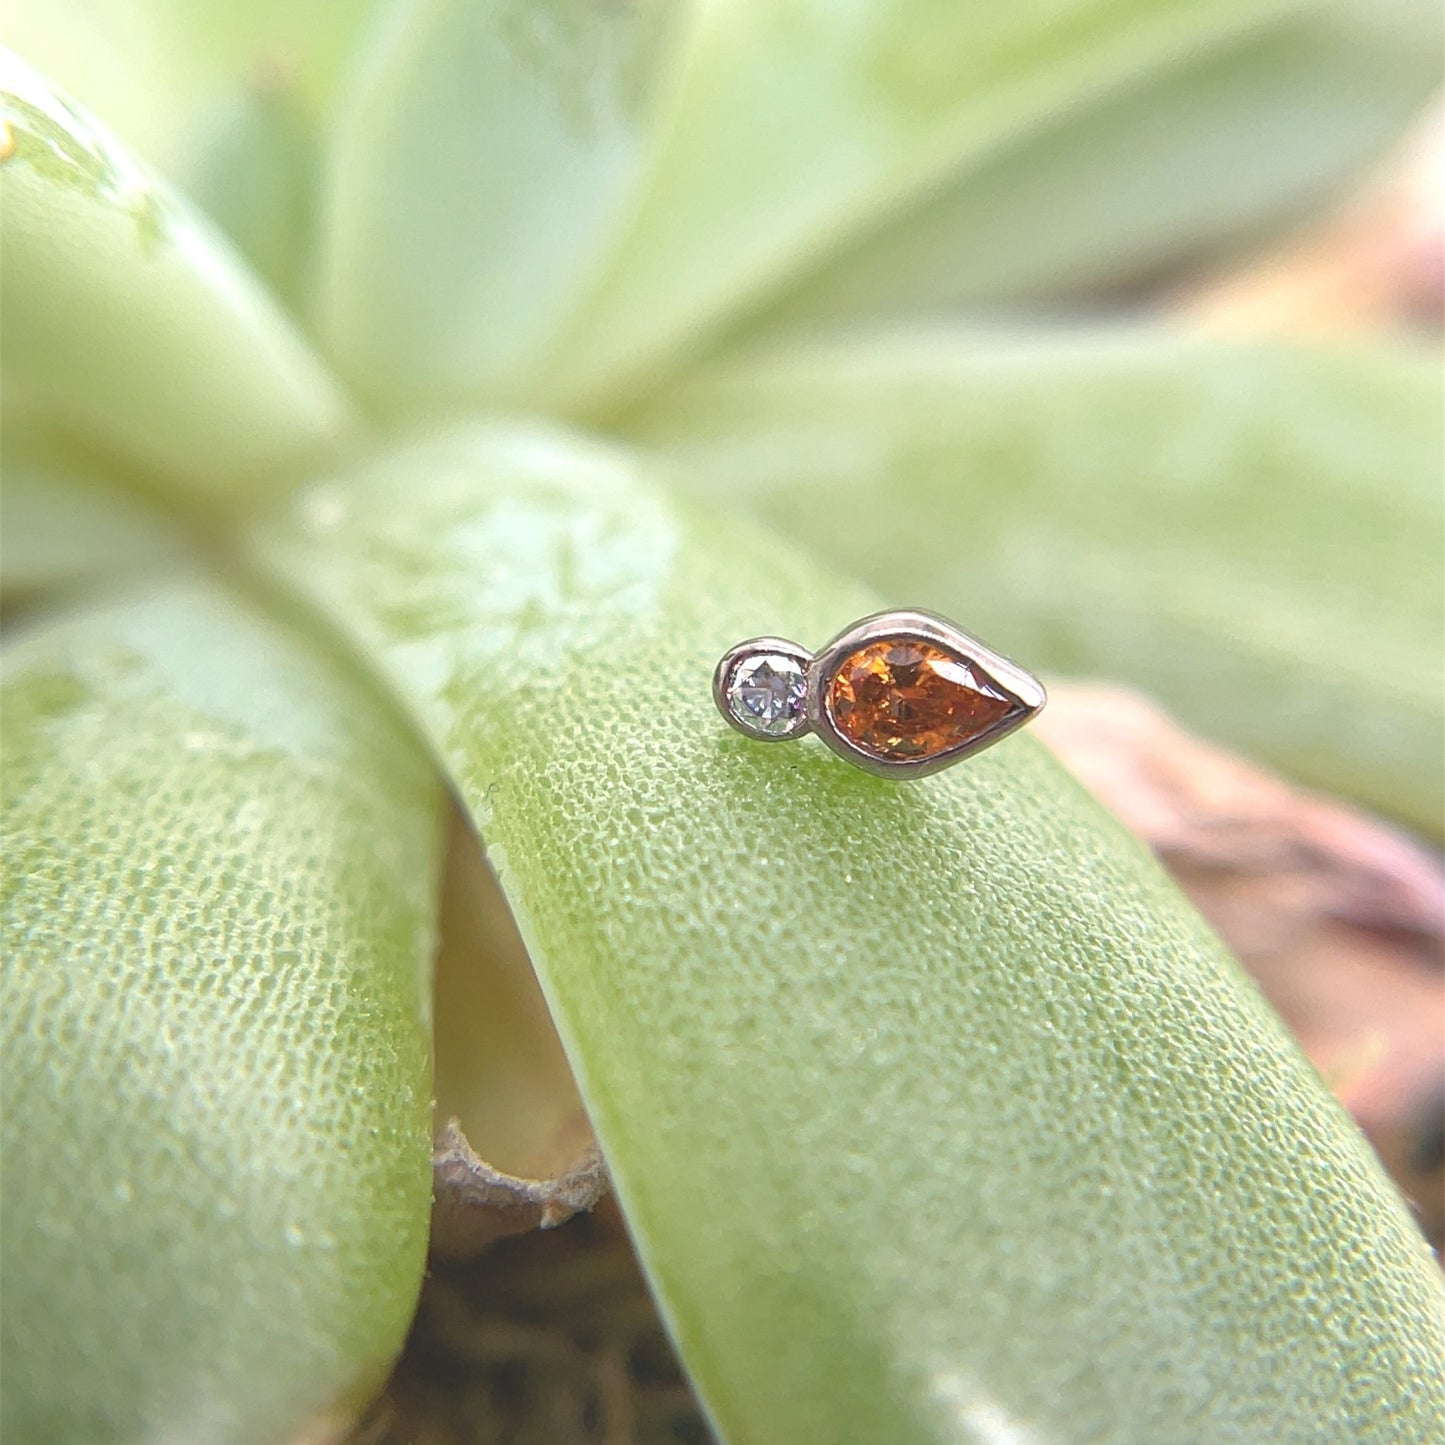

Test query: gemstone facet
[722,653,809,738]
[827,639,1017,760]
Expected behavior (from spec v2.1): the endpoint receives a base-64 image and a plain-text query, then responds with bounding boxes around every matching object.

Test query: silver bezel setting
[712,636,813,741]
[806,609,1046,779]
[714,610,1045,779]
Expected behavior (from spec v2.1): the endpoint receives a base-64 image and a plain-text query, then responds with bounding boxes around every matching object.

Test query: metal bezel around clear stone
[713,637,812,742]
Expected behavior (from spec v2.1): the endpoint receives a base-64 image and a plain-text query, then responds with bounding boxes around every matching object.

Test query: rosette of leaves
[2,3,1442,1443]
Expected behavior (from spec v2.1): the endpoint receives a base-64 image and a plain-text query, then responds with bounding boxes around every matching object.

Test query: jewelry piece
[713,609,1045,779]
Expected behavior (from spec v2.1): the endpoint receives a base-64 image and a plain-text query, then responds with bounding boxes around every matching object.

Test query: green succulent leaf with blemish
[1,574,441,1445]
[254,424,1445,1445]
[2,92,164,243]
[0,50,355,501]
[0,0,374,175]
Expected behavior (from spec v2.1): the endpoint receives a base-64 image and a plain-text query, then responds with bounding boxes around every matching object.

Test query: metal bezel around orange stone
[806,610,1046,779]
[714,609,1046,779]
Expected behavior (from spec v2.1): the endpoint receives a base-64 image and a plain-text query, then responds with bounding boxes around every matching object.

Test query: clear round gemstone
[724,653,808,738]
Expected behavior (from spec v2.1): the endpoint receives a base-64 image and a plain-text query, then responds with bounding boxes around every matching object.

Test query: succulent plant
[2,2,1441,1443]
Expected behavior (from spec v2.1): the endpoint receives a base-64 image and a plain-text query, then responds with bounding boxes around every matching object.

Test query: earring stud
[713,609,1045,779]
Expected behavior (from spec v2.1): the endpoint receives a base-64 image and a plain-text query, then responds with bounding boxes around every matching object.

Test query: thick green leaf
[762,1,1443,325]
[0,50,356,501]
[627,331,1445,833]
[256,424,1445,1444]
[319,0,686,414]
[1,573,441,1445]
[528,0,1293,414]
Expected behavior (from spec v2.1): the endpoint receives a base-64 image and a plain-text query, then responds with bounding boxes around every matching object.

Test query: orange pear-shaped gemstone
[829,639,1018,760]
